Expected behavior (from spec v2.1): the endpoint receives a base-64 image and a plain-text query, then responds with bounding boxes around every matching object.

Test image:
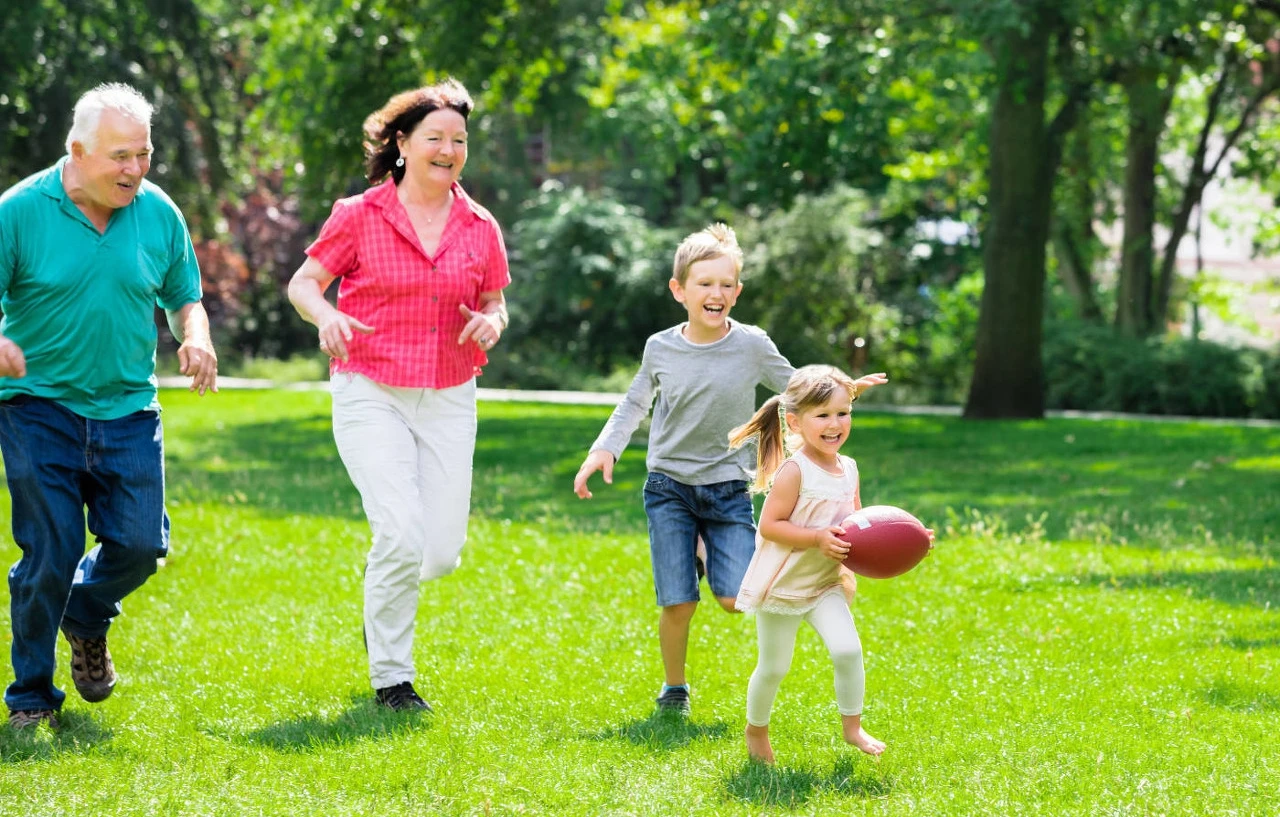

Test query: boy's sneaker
[63,630,115,703]
[375,682,432,712]
[8,709,59,730]
[655,684,691,715]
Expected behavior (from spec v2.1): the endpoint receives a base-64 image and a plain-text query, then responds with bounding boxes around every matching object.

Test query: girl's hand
[318,311,375,362]
[926,528,936,553]
[815,526,850,562]
[853,372,889,398]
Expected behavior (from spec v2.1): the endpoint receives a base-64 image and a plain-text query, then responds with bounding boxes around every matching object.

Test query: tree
[963,0,1090,418]
[247,0,612,222]
[0,0,237,230]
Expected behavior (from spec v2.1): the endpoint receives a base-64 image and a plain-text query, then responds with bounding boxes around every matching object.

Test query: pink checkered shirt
[306,179,511,388]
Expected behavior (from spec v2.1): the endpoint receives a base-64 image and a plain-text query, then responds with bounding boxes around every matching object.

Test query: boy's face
[669,255,742,337]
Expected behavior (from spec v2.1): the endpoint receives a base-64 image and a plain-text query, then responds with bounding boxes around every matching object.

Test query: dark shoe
[655,684,691,715]
[695,555,706,582]
[375,682,432,712]
[8,709,59,730]
[64,630,116,703]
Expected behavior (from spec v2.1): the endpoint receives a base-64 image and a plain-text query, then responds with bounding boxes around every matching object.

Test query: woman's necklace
[405,191,453,224]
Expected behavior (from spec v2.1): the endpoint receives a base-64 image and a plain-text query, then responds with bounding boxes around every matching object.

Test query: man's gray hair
[65,83,154,154]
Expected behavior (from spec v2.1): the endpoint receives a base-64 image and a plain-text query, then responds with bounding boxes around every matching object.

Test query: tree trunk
[1051,220,1102,321]
[964,14,1054,419]
[1052,123,1102,322]
[1115,69,1172,336]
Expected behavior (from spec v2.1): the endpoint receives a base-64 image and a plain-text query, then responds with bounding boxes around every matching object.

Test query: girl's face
[789,387,853,458]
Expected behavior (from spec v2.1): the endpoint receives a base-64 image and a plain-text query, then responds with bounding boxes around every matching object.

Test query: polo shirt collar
[37,157,70,202]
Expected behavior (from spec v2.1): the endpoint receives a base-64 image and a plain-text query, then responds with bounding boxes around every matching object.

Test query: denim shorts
[642,472,757,607]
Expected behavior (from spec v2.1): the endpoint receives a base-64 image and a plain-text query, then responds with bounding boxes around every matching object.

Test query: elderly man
[0,83,217,730]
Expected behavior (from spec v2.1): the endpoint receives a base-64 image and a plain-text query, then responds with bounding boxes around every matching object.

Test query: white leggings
[746,591,864,727]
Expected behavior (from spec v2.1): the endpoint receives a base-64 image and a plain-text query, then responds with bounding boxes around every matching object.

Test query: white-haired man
[0,83,218,730]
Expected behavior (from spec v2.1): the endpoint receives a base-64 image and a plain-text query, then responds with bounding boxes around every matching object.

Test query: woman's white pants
[331,373,477,689]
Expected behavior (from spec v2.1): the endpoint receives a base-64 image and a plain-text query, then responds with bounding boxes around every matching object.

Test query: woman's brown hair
[363,78,473,184]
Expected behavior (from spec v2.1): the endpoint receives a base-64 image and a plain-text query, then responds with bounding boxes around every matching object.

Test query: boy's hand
[573,450,616,499]
[815,525,850,562]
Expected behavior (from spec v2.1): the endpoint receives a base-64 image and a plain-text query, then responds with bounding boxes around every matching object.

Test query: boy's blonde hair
[672,223,744,285]
[728,365,860,492]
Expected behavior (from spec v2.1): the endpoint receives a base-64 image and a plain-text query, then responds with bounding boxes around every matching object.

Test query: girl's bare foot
[841,714,885,756]
[745,723,775,764]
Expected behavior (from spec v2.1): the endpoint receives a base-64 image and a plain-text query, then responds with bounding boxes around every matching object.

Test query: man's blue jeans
[0,396,168,712]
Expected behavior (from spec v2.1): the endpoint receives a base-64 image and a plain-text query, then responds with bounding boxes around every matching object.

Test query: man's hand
[178,339,218,395]
[0,335,26,378]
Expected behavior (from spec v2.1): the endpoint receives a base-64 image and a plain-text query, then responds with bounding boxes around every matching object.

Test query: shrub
[1253,351,1280,419]
[736,186,982,403]
[1044,321,1270,418]
[483,183,676,390]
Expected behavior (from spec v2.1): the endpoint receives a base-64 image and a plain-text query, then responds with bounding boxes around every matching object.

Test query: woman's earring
[395,156,405,168]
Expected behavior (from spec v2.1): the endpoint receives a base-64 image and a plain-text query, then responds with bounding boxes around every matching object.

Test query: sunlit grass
[0,390,1276,815]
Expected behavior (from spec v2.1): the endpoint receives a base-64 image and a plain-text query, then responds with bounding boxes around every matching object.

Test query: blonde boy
[573,224,793,715]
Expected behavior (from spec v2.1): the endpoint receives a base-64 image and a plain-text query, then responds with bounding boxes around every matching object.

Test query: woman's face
[398,108,468,187]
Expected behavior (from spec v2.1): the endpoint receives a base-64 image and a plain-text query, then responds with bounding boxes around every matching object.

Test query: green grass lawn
[0,389,1277,816]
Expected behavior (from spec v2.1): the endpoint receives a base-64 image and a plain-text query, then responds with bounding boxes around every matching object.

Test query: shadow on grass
[585,710,731,752]
[1015,567,1280,610]
[1202,681,1280,713]
[0,710,114,762]
[158,395,1280,544]
[163,406,649,533]
[722,755,892,808]
[1221,636,1280,651]
[234,696,431,753]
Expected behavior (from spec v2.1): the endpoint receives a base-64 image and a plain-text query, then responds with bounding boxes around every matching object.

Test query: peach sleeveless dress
[735,451,859,614]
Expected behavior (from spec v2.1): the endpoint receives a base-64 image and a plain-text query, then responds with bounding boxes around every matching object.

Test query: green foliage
[1043,321,1279,418]
[0,0,237,230]
[247,0,611,220]
[1252,350,1280,420]
[735,186,982,403]
[484,182,677,389]
[584,1,909,217]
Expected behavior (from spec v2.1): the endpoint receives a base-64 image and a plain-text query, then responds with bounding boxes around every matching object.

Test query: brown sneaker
[64,630,116,703]
[8,709,59,730]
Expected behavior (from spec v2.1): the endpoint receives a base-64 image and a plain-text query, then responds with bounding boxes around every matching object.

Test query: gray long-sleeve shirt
[590,321,794,485]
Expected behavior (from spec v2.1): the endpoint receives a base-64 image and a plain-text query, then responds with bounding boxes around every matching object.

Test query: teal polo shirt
[0,158,203,420]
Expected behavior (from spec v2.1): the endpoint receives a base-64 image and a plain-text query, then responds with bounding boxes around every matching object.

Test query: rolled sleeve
[306,198,358,277]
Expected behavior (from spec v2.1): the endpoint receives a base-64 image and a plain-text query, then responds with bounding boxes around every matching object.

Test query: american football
[838,505,931,579]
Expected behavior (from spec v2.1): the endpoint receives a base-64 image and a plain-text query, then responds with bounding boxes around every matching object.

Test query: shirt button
[430,327,437,333]
[432,296,438,302]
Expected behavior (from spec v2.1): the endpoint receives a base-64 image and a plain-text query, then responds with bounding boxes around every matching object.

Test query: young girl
[729,364,885,764]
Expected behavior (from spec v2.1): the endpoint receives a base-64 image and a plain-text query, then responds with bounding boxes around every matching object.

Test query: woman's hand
[458,304,502,351]
[318,311,375,362]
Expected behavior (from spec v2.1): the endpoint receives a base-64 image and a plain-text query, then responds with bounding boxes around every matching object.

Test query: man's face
[71,108,152,212]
